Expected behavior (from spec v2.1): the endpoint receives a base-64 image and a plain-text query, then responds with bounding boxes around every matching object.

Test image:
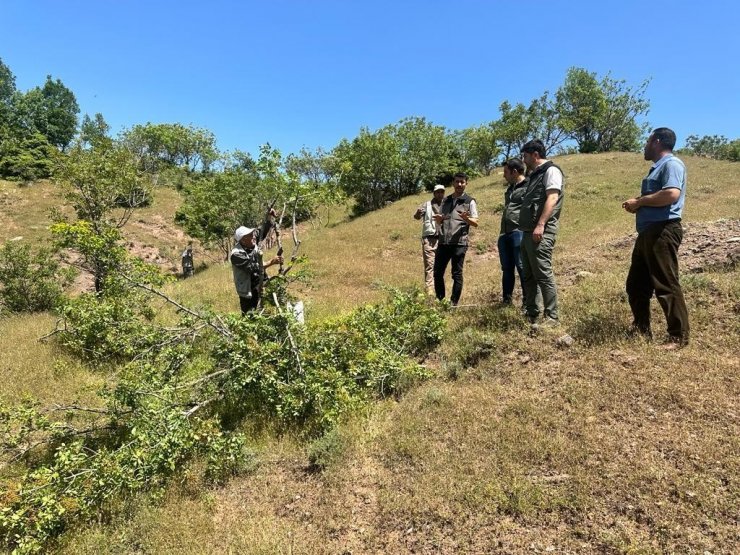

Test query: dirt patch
[607,218,740,273]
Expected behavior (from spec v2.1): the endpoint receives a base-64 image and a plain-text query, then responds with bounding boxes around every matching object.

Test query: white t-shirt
[544,166,563,191]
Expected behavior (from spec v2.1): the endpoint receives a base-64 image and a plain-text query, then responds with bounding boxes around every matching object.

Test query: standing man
[231,225,283,314]
[519,139,565,327]
[622,127,689,346]
[414,184,445,295]
[433,172,478,306]
[498,158,528,305]
[181,241,194,278]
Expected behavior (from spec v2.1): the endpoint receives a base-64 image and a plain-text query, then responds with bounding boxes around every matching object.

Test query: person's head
[644,127,676,161]
[433,184,445,201]
[234,226,255,248]
[502,158,526,185]
[452,172,468,196]
[521,139,546,171]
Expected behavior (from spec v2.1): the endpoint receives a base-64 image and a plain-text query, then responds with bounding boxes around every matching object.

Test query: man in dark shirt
[498,158,528,305]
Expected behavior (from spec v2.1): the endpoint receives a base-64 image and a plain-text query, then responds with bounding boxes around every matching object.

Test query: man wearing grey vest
[520,139,565,327]
[413,184,445,295]
[433,172,479,306]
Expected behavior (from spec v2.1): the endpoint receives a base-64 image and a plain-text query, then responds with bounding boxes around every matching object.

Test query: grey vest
[500,178,528,234]
[519,161,564,234]
[230,244,263,298]
[439,193,475,246]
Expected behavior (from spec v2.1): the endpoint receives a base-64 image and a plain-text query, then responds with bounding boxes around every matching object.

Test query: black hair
[453,172,468,182]
[651,127,676,151]
[503,158,525,174]
[521,139,546,158]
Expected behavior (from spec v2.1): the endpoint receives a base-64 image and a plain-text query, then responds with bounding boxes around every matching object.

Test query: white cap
[433,184,445,192]
[234,226,255,242]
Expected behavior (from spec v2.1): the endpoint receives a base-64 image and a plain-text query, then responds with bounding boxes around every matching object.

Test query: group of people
[218,128,690,347]
[416,130,690,346]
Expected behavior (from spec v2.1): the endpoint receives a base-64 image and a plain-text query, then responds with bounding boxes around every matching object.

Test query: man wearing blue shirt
[622,127,689,346]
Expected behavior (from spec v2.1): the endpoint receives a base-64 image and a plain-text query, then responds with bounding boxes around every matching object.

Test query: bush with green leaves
[0,242,75,314]
[0,286,444,552]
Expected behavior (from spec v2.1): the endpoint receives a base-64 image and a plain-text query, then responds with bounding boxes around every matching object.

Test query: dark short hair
[651,127,676,151]
[453,172,468,182]
[521,139,546,158]
[503,158,525,174]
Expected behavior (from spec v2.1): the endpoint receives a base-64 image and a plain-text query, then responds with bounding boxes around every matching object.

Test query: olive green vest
[519,161,564,234]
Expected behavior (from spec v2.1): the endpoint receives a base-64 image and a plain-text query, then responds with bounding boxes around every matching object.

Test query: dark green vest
[519,161,564,234]
[439,192,475,246]
[500,178,528,234]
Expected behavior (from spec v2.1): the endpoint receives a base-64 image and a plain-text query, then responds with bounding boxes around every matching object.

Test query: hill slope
[1,153,739,554]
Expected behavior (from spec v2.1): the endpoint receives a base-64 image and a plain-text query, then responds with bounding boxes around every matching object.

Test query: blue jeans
[497,231,524,303]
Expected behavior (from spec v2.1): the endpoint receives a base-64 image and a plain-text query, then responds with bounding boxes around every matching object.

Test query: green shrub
[307,427,347,471]
[0,242,74,313]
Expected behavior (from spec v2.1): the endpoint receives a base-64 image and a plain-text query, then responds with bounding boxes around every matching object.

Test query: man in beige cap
[231,225,283,314]
[413,184,445,295]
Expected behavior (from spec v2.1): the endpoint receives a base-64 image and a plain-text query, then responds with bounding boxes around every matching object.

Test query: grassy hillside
[1,153,739,554]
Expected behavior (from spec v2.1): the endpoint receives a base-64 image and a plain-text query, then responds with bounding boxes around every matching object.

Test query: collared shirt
[636,153,687,233]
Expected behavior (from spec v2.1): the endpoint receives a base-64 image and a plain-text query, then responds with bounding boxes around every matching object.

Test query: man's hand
[268,208,278,218]
[266,255,283,268]
[622,198,640,214]
[533,223,545,243]
[433,213,446,224]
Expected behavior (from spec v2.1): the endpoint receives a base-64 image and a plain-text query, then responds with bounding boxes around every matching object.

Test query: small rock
[575,270,595,282]
[556,334,574,347]
[10,236,23,242]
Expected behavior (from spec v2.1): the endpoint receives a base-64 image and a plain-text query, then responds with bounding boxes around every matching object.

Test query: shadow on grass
[569,311,628,346]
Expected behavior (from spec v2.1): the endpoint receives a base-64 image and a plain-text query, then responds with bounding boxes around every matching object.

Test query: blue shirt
[636,153,687,233]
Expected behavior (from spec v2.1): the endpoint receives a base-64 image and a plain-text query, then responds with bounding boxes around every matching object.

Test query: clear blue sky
[2,0,738,155]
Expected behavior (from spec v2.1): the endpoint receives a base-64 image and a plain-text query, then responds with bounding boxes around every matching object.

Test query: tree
[0,132,57,181]
[456,122,500,175]
[495,101,531,160]
[526,92,568,155]
[334,117,457,214]
[284,146,346,225]
[121,123,218,173]
[15,75,80,150]
[556,67,650,153]
[80,112,111,147]
[55,142,150,291]
[176,145,311,258]
[0,57,16,130]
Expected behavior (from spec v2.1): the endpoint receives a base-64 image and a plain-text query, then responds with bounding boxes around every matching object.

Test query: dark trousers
[497,230,524,303]
[239,291,260,314]
[434,244,467,305]
[626,220,689,342]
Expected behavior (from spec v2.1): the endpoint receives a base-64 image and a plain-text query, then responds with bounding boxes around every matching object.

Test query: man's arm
[459,199,479,227]
[622,188,680,213]
[263,255,284,269]
[532,190,559,242]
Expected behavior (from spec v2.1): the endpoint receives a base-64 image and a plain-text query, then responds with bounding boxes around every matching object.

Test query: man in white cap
[413,184,445,295]
[231,225,283,314]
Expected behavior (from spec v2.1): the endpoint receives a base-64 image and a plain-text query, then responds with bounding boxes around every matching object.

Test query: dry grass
[2,154,739,553]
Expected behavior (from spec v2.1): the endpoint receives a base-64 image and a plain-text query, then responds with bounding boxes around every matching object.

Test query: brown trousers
[626,220,689,342]
[422,236,438,293]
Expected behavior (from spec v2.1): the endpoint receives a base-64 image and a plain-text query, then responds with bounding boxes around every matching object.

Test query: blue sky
[2,0,738,155]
